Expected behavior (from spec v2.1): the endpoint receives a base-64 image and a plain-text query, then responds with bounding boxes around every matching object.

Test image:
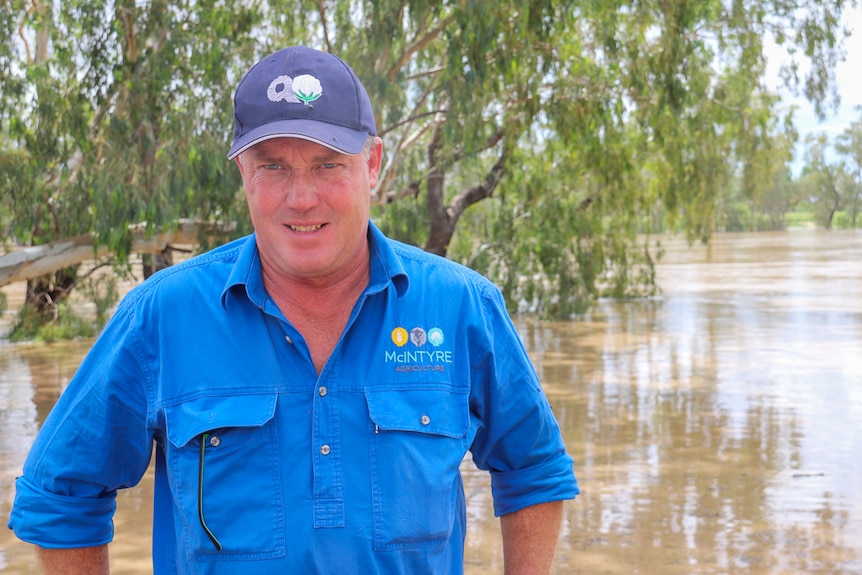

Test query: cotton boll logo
[291,74,322,105]
[428,328,444,347]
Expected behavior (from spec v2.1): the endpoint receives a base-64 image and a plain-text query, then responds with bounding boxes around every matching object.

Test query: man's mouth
[288,224,325,232]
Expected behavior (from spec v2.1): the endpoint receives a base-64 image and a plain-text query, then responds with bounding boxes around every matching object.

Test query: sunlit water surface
[1,230,860,574]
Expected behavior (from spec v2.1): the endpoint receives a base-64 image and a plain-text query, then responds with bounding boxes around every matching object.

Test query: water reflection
[0,340,95,573]
[1,230,860,574]
[536,230,862,574]
[0,344,37,572]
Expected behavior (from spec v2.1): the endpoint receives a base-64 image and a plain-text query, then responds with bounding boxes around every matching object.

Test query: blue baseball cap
[227,46,377,159]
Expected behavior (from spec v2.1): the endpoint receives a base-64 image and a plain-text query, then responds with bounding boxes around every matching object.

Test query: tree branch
[448,152,506,219]
[317,0,333,54]
[386,14,455,82]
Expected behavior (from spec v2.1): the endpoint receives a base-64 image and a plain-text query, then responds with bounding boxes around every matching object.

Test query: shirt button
[209,435,221,447]
[320,444,331,455]
[319,386,328,397]
[420,415,431,426]
[285,335,293,345]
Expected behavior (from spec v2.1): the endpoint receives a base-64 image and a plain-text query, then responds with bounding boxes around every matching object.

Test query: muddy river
[1,230,861,574]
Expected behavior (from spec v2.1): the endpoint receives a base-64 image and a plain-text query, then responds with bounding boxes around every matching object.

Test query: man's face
[236,136,383,287]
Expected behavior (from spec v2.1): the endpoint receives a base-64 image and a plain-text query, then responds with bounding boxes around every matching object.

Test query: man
[8,45,578,574]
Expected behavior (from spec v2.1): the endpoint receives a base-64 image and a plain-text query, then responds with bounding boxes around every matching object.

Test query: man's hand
[500,500,565,575]
[37,544,109,575]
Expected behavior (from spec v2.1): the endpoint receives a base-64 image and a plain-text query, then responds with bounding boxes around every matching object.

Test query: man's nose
[284,170,320,211]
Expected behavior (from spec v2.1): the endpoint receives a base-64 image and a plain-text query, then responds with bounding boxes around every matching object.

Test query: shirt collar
[220,221,409,310]
[367,220,410,297]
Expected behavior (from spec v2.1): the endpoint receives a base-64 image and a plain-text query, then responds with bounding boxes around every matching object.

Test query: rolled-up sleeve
[489,452,578,516]
[9,476,116,547]
[469,286,579,516]
[7,301,153,548]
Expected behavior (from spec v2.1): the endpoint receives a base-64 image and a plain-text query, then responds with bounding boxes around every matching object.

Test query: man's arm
[37,545,109,575]
[500,500,564,575]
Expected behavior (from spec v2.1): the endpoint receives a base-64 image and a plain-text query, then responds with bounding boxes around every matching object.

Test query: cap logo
[266,74,323,106]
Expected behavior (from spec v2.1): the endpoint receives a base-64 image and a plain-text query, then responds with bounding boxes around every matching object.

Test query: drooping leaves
[0,0,855,322]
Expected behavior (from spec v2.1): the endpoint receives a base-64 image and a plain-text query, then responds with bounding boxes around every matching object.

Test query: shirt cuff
[7,476,116,548]
[489,455,579,517]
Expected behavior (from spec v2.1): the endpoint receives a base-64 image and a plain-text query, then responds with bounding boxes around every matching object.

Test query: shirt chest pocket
[365,387,471,550]
[163,393,286,562]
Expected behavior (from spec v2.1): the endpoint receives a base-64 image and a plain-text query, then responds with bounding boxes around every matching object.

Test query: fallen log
[0,220,235,287]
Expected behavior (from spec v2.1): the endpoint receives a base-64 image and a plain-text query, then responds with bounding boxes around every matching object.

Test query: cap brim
[227,119,369,159]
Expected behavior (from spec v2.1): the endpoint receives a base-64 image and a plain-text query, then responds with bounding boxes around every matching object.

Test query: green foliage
[2,0,257,334]
[459,132,660,317]
[1,0,857,328]
[785,211,816,228]
[371,194,429,249]
[8,301,96,342]
[1,0,256,251]
[835,211,862,228]
[719,203,787,232]
[799,131,862,229]
[7,261,122,340]
[77,271,121,329]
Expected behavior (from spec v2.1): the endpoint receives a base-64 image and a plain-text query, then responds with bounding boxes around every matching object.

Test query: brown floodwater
[1,230,861,574]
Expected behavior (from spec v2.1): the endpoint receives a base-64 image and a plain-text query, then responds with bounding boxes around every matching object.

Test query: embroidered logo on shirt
[385,326,452,373]
[391,327,409,347]
[428,327,444,346]
[410,327,427,346]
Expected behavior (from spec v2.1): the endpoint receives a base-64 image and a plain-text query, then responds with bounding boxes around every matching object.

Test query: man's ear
[367,137,384,188]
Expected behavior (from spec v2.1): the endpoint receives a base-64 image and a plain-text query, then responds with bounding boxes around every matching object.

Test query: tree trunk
[142,249,175,279]
[423,152,507,258]
[424,165,453,256]
[24,266,79,320]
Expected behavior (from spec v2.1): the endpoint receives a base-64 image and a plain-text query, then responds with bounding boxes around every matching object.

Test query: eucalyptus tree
[1,0,857,327]
[1,0,259,321]
[262,0,855,316]
[805,132,858,229]
[386,0,852,315]
[835,117,862,227]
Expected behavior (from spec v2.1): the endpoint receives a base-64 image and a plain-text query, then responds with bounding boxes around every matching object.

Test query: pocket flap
[165,393,277,447]
[366,388,469,438]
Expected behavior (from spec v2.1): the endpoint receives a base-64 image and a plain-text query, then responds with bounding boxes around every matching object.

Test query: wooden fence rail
[0,220,233,288]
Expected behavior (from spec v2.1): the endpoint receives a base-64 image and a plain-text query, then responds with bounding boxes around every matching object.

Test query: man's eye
[320,163,338,170]
[264,164,281,170]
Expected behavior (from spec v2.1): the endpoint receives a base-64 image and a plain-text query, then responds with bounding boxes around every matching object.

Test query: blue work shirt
[9,222,578,574]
